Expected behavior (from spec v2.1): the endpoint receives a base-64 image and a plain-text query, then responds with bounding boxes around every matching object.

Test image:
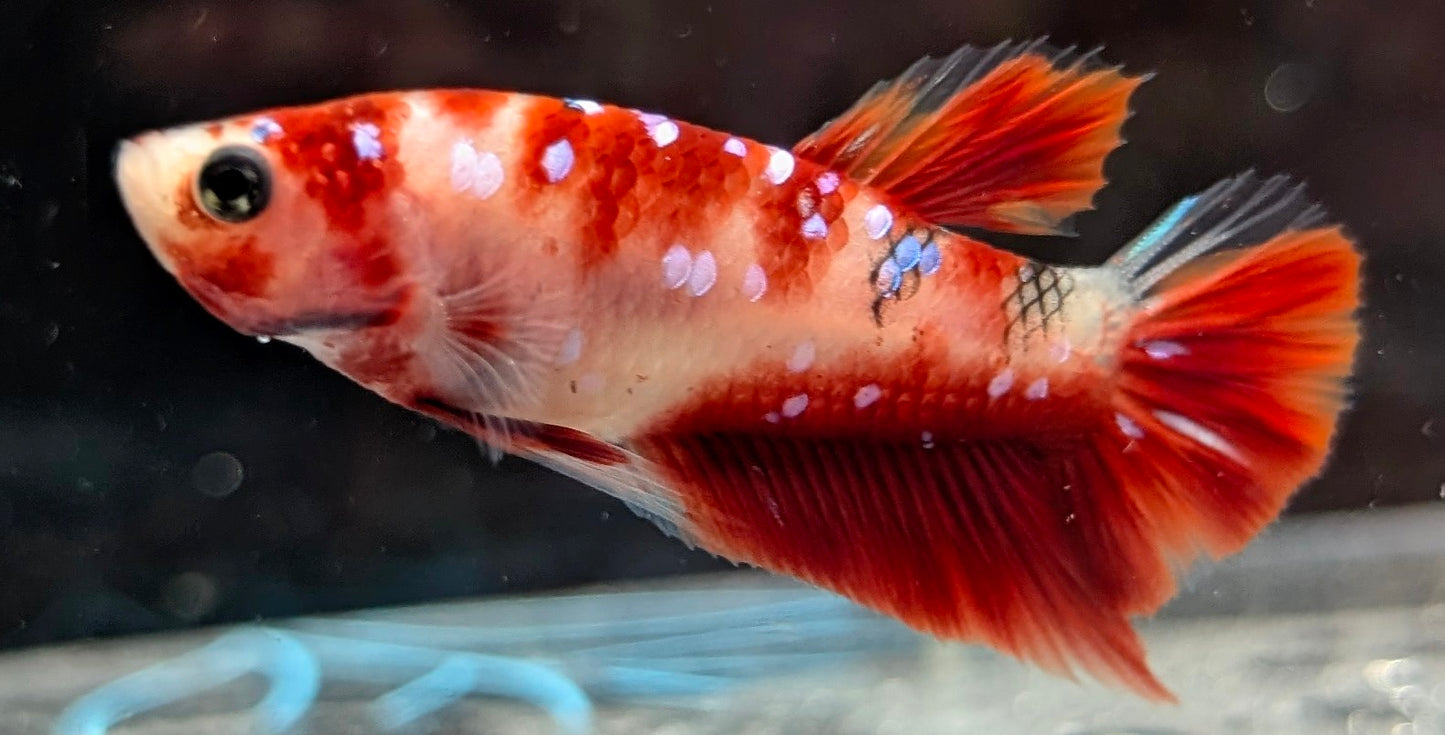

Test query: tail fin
[1104,172,1362,563]
[792,39,1146,235]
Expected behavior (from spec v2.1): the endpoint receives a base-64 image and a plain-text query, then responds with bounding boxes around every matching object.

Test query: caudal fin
[1105,172,1362,562]
[792,39,1146,235]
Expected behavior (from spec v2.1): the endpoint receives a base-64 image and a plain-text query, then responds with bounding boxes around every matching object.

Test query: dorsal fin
[793,39,1146,235]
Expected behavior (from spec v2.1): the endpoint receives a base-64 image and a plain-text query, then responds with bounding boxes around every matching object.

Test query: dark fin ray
[792,39,1146,235]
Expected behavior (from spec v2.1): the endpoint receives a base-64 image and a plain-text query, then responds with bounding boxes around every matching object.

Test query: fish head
[113,96,412,340]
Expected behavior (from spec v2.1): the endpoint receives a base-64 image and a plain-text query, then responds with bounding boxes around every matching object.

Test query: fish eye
[195,146,270,223]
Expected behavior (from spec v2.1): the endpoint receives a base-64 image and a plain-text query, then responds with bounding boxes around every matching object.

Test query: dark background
[0,0,1439,649]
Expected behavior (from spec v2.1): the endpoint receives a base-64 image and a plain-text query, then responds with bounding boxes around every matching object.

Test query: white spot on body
[763,411,781,423]
[781,393,809,418]
[1025,377,1049,401]
[650,120,679,147]
[351,122,383,160]
[801,213,827,239]
[450,141,477,191]
[816,171,840,195]
[255,335,272,344]
[742,263,768,302]
[1116,412,1145,439]
[764,148,795,185]
[566,98,603,115]
[723,137,748,157]
[1019,264,1037,282]
[661,244,692,289]
[1051,338,1073,363]
[688,251,718,296]
[577,373,606,395]
[987,368,1014,398]
[787,341,815,373]
[636,112,679,147]
[541,139,574,183]
[1154,410,1245,463]
[854,383,882,409]
[556,328,584,365]
[921,431,935,449]
[864,204,894,240]
[1142,340,1189,359]
[450,141,505,199]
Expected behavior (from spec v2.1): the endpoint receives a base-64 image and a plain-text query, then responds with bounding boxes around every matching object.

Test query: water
[1,1,1441,733]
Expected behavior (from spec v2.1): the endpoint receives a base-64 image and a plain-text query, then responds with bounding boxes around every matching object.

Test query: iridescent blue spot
[918,241,942,276]
[892,235,922,270]
[875,258,903,296]
[251,117,282,143]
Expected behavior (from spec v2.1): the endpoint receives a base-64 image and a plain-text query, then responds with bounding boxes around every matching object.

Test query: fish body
[114,41,1361,700]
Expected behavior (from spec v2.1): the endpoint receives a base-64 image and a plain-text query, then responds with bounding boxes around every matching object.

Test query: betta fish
[113,40,1361,700]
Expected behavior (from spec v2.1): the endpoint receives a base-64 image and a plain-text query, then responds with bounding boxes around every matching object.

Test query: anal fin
[633,431,1178,701]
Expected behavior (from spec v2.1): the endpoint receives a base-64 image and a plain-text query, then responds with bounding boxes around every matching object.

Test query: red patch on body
[431,89,510,129]
[261,93,409,233]
[514,100,754,273]
[752,157,849,301]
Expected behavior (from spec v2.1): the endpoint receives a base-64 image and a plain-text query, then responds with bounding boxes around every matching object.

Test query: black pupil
[197,146,270,223]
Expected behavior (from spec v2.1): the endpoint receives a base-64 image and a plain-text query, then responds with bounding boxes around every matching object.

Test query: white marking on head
[781,393,809,418]
[800,213,827,240]
[854,383,882,409]
[351,122,383,160]
[816,171,840,195]
[763,148,795,185]
[1116,412,1145,439]
[541,139,574,183]
[688,251,718,297]
[577,372,605,395]
[742,263,768,302]
[787,341,815,373]
[864,204,893,240]
[555,328,584,366]
[1141,340,1190,359]
[723,137,747,157]
[661,244,692,290]
[1025,377,1049,401]
[987,368,1014,399]
[1153,410,1245,463]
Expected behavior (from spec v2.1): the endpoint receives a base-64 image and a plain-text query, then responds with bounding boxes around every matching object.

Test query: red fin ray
[635,432,1175,700]
[792,40,1145,235]
[1110,173,1362,557]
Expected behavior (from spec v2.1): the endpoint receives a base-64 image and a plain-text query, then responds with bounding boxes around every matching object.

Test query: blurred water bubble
[1266,62,1320,112]
[160,571,219,621]
[42,321,59,346]
[557,0,581,34]
[191,450,244,498]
